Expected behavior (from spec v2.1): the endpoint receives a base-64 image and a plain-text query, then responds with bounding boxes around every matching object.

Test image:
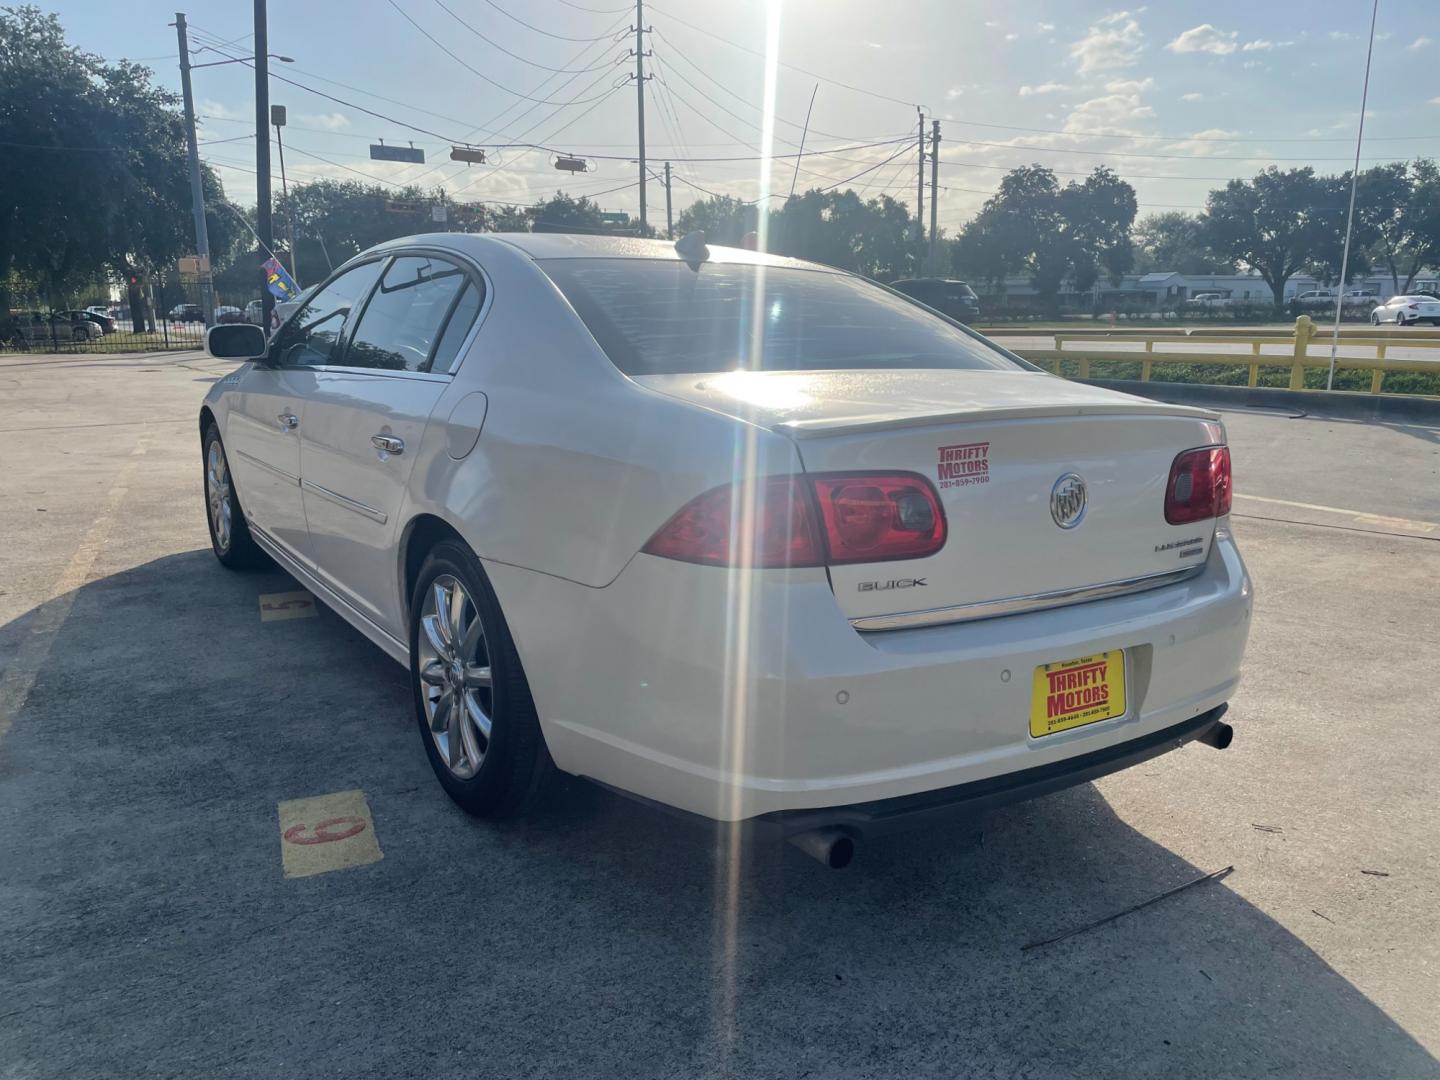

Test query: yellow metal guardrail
[1003,316,1440,396]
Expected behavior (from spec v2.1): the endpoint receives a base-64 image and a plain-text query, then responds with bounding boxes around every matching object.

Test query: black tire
[1371,313,1381,326]
[409,540,557,818]
[202,423,266,569]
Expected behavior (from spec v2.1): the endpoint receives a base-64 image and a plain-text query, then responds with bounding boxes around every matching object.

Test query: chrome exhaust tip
[787,827,856,869]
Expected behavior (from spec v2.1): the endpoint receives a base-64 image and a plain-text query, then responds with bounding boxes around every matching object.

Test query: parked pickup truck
[1185,293,1230,309]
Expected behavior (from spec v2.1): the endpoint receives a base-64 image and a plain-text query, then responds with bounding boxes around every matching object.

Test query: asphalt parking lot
[2,350,1438,1079]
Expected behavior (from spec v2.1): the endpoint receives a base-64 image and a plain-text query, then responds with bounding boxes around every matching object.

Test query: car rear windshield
[538,258,1021,377]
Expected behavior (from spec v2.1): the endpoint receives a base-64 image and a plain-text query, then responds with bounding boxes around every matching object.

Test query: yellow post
[1142,339,1153,381]
[1289,315,1313,391]
[1078,357,1091,379]
[1370,368,1385,394]
[1376,342,1387,360]
[1248,363,1259,387]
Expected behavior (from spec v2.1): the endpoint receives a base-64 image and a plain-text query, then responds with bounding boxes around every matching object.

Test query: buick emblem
[1050,473,1087,529]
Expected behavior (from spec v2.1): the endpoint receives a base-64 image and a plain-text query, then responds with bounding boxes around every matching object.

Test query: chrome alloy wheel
[417,574,494,779]
[206,442,233,552]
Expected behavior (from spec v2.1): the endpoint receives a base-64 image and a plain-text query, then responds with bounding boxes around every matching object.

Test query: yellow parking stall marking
[277,789,383,879]
[259,589,318,621]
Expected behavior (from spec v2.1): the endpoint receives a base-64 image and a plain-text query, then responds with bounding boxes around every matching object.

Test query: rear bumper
[488,528,1252,823]
[758,705,1229,839]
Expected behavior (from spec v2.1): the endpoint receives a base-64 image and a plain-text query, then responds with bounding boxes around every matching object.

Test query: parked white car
[199,234,1251,866]
[1370,294,1440,326]
[1185,293,1229,309]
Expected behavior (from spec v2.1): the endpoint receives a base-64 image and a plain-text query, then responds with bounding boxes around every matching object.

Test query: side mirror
[206,322,268,361]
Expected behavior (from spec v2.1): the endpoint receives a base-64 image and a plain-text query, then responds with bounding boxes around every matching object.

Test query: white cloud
[1181,91,1204,101]
[946,85,965,100]
[984,19,1000,28]
[1242,40,1273,51]
[296,112,350,131]
[1430,97,1440,106]
[1105,77,1155,93]
[1038,22,1056,31]
[1019,82,1070,96]
[1163,127,1241,156]
[1328,31,1353,41]
[1005,32,1020,41]
[1070,11,1145,74]
[1065,91,1155,132]
[198,99,248,121]
[1408,36,1432,50]
[1167,24,1238,55]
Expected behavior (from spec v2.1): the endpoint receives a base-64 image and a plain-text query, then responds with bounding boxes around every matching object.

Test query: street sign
[370,143,426,164]
[600,212,629,225]
[270,104,287,127]
[554,156,587,173]
[449,146,487,164]
[178,255,210,275]
[431,205,448,223]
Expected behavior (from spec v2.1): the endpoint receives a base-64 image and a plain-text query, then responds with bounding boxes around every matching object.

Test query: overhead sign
[554,156,587,173]
[449,146,487,164]
[370,143,425,164]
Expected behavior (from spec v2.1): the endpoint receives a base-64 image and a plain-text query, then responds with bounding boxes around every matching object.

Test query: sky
[45,0,1440,234]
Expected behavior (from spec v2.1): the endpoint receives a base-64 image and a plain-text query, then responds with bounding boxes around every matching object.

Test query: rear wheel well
[199,406,216,447]
[402,514,468,619]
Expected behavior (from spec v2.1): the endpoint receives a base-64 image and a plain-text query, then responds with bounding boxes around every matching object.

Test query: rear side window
[429,281,483,373]
[539,258,1019,377]
[343,256,471,372]
[274,260,384,368]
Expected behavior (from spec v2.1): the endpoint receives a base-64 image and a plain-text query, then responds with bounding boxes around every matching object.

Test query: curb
[1079,379,1440,422]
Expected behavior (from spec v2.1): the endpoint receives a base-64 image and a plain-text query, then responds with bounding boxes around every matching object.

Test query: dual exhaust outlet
[785,720,1234,869]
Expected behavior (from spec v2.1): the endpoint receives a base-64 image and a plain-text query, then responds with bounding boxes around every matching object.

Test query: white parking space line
[277,789,383,879]
[259,590,318,622]
[1233,493,1438,533]
[0,430,151,748]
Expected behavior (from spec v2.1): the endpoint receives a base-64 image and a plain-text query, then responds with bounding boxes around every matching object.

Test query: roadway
[2,350,1437,1078]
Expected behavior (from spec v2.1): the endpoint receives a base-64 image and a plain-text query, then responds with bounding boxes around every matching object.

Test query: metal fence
[1,272,264,355]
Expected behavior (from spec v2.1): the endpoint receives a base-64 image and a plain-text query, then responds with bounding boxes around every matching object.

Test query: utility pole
[173,13,215,327]
[663,161,673,239]
[635,0,648,231]
[254,0,274,327]
[929,119,940,274]
[272,104,299,285]
[916,109,925,264]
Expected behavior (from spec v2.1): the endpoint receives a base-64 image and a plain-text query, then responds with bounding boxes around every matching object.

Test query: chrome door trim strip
[851,565,1205,632]
[231,447,299,484]
[300,479,388,524]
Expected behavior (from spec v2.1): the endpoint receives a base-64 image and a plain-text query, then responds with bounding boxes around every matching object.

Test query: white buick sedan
[201,233,1251,867]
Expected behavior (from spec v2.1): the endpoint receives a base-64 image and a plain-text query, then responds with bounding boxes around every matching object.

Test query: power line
[474,0,624,42]
[430,0,622,74]
[552,0,631,13]
[383,0,624,107]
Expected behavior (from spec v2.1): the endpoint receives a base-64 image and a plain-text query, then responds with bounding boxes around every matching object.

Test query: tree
[1133,212,1233,274]
[674,195,758,245]
[0,7,245,320]
[1357,160,1440,294]
[949,164,1137,309]
[1201,167,1340,315]
[768,189,915,279]
[527,191,606,234]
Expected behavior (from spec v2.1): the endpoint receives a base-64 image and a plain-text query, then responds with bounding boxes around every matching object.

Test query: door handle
[277,412,299,430]
[371,434,405,455]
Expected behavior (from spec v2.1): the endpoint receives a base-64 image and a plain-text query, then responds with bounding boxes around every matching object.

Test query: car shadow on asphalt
[0,549,1434,1078]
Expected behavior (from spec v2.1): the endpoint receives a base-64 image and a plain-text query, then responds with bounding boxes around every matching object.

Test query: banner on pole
[263,256,299,301]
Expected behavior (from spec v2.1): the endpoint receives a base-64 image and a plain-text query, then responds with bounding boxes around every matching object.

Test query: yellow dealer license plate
[1030,650,1127,738]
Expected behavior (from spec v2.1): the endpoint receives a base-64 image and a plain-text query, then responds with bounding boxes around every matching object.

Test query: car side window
[428,280,484,373]
[341,256,472,373]
[273,260,384,368]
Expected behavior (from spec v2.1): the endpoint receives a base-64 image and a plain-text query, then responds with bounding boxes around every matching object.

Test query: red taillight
[641,475,823,568]
[810,472,946,564]
[642,472,946,568]
[1165,445,1232,525]
[1409,303,1420,310]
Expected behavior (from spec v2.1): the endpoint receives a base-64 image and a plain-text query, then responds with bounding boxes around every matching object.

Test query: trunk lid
[635,369,1226,626]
